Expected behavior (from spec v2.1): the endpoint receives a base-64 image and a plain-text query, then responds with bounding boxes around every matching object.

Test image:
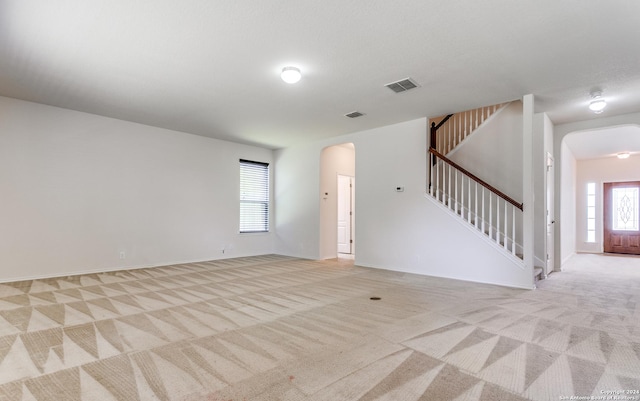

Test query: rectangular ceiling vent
[385,77,420,93]
[345,111,364,118]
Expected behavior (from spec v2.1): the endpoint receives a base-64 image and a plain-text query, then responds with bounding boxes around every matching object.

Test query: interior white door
[546,152,555,275]
[337,175,352,254]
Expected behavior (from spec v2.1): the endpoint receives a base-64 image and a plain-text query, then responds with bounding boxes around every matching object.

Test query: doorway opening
[545,152,555,276]
[337,174,354,257]
[319,143,355,260]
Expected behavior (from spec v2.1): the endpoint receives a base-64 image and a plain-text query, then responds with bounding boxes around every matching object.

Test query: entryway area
[319,143,355,260]
[560,125,640,265]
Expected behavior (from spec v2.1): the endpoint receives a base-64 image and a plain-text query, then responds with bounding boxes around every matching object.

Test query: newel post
[430,121,437,150]
[428,122,437,191]
[430,121,437,168]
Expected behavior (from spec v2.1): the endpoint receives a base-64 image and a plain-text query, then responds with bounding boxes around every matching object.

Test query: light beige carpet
[0,253,639,400]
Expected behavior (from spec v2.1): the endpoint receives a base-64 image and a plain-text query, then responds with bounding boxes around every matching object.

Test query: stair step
[534,267,544,281]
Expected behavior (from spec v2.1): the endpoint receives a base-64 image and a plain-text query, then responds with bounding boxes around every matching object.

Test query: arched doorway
[319,143,355,259]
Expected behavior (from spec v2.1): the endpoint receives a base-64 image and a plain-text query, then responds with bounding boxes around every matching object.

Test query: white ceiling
[2,1,640,149]
[564,125,640,160]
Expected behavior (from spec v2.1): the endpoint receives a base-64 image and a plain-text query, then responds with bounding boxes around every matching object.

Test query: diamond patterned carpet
[0,253,639,400]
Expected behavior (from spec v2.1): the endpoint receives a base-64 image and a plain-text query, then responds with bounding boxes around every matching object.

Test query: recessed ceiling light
[281,66,301,84]
[588,91,606,114]
[617,152,630,159]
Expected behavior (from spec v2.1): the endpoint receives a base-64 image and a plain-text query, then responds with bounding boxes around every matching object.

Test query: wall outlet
[119,251,126,259]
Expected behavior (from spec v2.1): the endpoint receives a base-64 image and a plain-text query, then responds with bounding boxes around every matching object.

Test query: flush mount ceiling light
[588,91,606,114]
[617,152,630,159]
[281,66,301,84]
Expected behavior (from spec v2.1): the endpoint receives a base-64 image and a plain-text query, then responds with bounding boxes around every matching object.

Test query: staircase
[427,103,524,261]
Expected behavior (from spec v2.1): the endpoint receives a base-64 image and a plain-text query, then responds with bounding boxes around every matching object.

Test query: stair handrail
[433,114,453,131]
[429,147,523,211]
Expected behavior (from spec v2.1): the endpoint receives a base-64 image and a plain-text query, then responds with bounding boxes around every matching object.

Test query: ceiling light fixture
[588,91,606,114]
[617,152,630,159]
[281,66,301,84]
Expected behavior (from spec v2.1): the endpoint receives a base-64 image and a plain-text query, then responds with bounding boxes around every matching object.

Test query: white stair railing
[431,103,508,155]
[428,148,523,258]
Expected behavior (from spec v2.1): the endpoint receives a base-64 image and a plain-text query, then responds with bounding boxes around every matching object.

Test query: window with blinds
[239,159,270,233]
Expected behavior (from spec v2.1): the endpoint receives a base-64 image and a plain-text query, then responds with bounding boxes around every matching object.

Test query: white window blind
[240,159,269,233]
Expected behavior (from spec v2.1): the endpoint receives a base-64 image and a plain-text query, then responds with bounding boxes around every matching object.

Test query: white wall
[533,113,554,270]
[559,141,577,266]
[275,117,533,289]
[448,101,524,201]
[319,144,355,259]
[575,153,640,253]
[0,96,273,282]
[273,140,322,259]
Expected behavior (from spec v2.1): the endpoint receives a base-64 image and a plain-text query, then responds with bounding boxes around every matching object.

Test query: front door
[603,181,640,255]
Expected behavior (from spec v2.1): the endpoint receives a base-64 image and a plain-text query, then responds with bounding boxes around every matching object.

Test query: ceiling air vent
[345,111,364,118]
[385,77,420,93]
